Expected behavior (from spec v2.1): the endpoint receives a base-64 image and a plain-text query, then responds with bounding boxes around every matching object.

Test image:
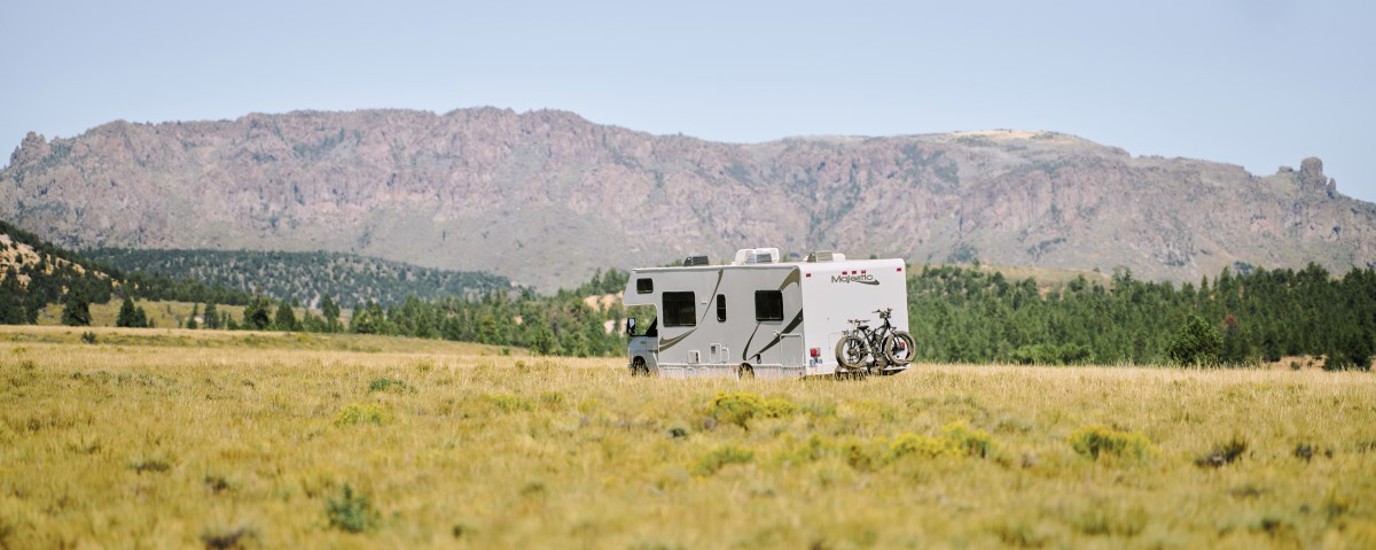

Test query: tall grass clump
[1069,425,1154,460]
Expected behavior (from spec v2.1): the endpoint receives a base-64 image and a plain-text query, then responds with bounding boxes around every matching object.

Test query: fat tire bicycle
[834,308,916,372]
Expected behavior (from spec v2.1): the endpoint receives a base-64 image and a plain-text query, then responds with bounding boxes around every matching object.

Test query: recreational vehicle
[622,247,914,379]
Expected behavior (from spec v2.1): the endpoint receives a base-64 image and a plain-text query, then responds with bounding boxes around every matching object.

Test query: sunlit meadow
[1,325,1373,548]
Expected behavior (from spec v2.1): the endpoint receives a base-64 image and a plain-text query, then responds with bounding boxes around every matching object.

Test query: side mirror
[626,317,637,335]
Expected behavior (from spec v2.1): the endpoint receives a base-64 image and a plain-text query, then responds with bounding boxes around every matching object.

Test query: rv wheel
[738,363,755,379]
[630,357,650,376]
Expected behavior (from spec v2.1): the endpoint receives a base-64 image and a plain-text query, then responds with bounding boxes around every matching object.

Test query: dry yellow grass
[1,325,1374,548]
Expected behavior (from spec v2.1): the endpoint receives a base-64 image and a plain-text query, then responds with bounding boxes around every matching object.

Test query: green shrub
[694,446,754,475]
[845,441,881,471]
[326,484,377,533]
[334,403,390,427]
[884,422,995,462]
[883,433,948,462]
[1069,425,1154,460]
[706,392,795,429]
[943,421,995,458]
[368,377,412,393]
[1168,315,1222,367]
[776,434,836,465]
[487,393,534,413]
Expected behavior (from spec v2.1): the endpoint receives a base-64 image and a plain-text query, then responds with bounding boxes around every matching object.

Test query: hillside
[0,219,115,322]
[85,248,512,308]
[3,108,1374,290]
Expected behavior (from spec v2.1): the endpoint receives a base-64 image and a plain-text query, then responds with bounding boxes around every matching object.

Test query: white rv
[622,247,913,379]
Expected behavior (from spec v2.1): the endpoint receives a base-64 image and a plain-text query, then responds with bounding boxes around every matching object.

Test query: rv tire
[738,363,755,379]
[630,357,651,376]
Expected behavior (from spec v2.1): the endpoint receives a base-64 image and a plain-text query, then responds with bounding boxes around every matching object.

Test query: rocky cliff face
[3,108,1373,290]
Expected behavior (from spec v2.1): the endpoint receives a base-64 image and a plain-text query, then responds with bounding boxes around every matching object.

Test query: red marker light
[809,348,821,358]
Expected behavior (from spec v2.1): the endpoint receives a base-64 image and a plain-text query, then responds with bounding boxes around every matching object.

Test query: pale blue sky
[4,1,1374,201]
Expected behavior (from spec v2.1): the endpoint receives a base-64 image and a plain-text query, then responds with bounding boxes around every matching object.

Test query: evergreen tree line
[908,263,1375,370]
[172,286,626,358]
[86,248,509,308]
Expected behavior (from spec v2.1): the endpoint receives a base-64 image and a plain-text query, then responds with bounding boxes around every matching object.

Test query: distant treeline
[193,269,631,358]
[85,248,511,308]
[909,263,1375,369]
[7,218,1375,367]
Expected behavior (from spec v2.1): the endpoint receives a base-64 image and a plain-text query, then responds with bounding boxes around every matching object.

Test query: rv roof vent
[683,255,710,266]
[733,247,781,265]
[806,250,836,262]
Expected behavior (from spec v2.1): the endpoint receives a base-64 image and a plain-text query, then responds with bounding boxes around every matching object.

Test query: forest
[908,263,1375,369]
[85,248,509,308]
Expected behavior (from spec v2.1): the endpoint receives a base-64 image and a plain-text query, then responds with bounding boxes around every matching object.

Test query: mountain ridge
[3,107,1372,290]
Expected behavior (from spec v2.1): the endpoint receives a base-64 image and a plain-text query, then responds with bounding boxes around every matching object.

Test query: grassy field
[1,326,1374,549]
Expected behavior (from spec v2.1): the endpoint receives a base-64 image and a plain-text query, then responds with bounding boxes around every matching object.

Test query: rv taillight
[809,347,821,358]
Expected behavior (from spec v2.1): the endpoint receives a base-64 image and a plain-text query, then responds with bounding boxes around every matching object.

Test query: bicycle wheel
[835,334,870,370]
[882,331,917,366]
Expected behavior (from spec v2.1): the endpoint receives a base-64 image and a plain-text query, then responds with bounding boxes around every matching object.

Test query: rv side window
[716,294,726,322]
[636,278,653,294]
[755,290,784,322]
[663,292,696,327]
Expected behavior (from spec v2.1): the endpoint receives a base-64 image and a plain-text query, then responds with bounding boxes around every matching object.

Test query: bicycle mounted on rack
[834,307,916,374]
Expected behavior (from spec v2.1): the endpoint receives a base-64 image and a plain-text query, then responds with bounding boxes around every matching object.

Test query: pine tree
[321,294,341,332]
[61,292,92,327]
[273,300,300,331]
[350,301,380,334]
[116,296,139,327]
[0,271,27,324]
[242,296,273,330]
[203,302,220,329]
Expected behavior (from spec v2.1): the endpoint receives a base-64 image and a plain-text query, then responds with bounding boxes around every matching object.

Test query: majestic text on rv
[621,248,914,379]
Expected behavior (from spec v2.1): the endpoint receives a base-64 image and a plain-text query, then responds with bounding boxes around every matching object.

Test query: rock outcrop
[2,109,1373,290]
